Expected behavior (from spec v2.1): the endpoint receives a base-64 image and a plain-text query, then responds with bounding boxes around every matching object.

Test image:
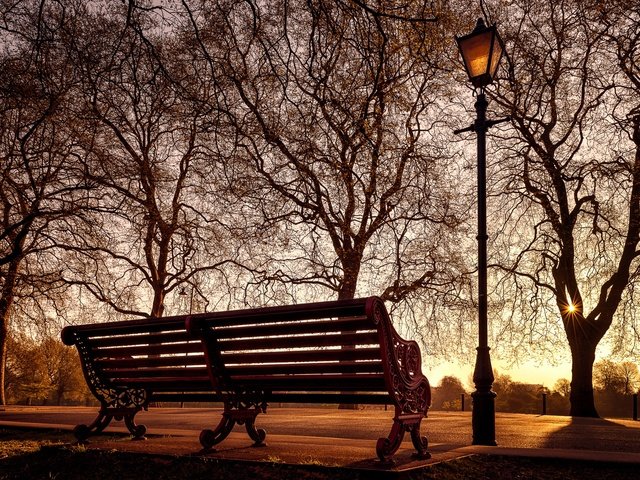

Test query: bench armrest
[366,297,431,416]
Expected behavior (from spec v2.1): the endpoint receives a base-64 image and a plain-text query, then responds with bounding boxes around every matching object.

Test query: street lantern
[179,287,194,315]
[455,18,504,89]
[453,18,508,447]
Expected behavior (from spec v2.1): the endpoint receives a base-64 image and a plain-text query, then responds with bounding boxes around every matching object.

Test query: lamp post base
[472,345,497,446]
[471,390,497,445]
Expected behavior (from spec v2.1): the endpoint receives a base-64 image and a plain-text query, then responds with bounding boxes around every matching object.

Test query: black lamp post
[179,287,194,314]
[454,17,507,446]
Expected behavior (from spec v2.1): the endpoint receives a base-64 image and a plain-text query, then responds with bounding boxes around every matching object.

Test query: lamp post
[454,17,508,446]
[179,286,194,315]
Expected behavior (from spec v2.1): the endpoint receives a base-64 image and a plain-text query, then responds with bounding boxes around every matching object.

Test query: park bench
[62,296,431,461]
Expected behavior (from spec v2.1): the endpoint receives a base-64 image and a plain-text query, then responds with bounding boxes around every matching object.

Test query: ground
[1,428,639,480]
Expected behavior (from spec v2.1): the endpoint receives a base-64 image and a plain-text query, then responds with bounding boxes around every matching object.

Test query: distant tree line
[5,334,92,406]
[432,361,640,418]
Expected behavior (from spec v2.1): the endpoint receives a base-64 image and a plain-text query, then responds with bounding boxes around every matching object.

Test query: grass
[1,428,639,479]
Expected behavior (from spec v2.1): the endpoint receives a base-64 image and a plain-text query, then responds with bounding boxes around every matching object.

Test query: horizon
[426,359,572,391]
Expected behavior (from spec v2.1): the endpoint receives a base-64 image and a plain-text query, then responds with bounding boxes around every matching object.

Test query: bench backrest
[186,296,396,404]
[62,296,419,406]
[61,316,212,403]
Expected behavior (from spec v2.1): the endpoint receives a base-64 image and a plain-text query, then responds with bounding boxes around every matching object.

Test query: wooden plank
[97,355,206,369]
[229,374,386,391]
[92,342,202,358]
[68,317,187,338]
[110,377,211,390]
[150,392,221,403]
[102,367,209,378]
[221,347,381,365]
[225,361,384,376]
[210,317,373,340]
[142,382,213,392]
[218,332,379,352]
[189,298,369,329]
[267,392,390,404]
[90,331,193,348]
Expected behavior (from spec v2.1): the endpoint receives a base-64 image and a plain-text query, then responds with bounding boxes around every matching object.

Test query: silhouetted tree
[179,0,466,308]
[489,0,640,417]
[553,378,571,398]
[60,4,240,318]
[0,0,89,404]
[432,375,466,410]
[594,359,639,395]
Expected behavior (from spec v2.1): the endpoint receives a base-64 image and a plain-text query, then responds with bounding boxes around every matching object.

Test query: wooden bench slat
[268,392,390,404]
[97,355,206,369]
[190,300,368,329]
[217,331,380,352]
[225,360,384,376]
[66,317,187,339]
[103,367,209,378]
[221,347,381,364]
[92,341,202,358]
[110,377,210,388]
[230,374,387,391]
[143,383,213,392]
[151,392,222,402]
[90,331,193,348]
[210,317,373,340]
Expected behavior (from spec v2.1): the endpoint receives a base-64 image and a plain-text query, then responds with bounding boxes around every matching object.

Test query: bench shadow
[541,416,640,453]
[346,453,432,472]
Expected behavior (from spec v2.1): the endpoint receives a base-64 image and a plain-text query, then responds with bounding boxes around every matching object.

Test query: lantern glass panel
[460,30,493,79]
[488,39,503,78]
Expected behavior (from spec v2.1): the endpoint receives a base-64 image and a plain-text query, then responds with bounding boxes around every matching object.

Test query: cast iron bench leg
[73,409,112,443]
[376,413,430,462]
[199,412,267,450]
[376,417,405,462]
[73,406,146,443]
[244,417,267,447]
[199,397,267,450]
[199,413,235,451]
[410,421,430,459]
[123,411,147,440]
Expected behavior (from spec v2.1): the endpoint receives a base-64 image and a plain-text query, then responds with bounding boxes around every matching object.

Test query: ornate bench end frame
[62,327,149,443]
[366,297,431,462]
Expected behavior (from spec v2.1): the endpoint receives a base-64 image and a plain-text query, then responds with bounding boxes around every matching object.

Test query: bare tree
[0,0,88,404]
[618,361,639,395]
[60,4,239,318]
[179,0,466,309]
[488,0,640,416]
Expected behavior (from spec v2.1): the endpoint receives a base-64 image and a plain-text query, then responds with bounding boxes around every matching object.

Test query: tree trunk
[150,288,165,318]
[338,258,361,410]
[0,259,19,405]
[568,337,599,417]
[0,320,7,406]
[337,267,359,301]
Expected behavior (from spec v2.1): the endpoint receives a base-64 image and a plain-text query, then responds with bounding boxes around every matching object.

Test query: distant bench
[61,296,431,461]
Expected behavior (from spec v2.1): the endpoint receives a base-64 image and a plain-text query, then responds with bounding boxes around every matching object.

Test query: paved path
[2,406,639,472]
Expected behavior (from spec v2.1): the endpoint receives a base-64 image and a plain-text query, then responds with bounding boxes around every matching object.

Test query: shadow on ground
[543,416,640,453]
